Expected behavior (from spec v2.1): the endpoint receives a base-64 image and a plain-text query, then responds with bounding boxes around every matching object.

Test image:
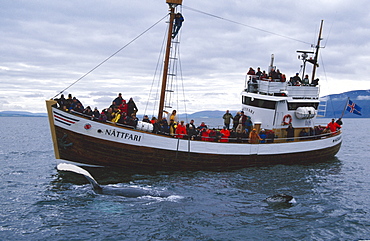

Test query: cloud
[0,0,370,115]
[357,95,370,100]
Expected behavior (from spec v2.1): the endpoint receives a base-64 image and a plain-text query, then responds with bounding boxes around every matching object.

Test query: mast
[158,0,183,121]
[311,20,324,82]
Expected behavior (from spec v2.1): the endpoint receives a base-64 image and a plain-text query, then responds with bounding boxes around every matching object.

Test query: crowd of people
[55,93,139,128]
[285,118,342,141]
[247,66,286,83]
[147,117,272,144]
[246,66,319,86]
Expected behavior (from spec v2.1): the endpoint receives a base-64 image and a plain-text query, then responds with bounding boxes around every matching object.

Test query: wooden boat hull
[47,101,342,170]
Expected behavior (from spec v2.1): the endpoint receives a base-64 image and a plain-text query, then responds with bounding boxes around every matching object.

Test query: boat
[46,0,342,170]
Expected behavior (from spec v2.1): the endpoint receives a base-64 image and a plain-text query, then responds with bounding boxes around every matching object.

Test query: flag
[346,99,362,116]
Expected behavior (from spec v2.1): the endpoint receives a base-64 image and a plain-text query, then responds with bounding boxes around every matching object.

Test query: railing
[69,110,135,129]
[245,75,319,98]
[162,130,341,144]
[66,108,340,144]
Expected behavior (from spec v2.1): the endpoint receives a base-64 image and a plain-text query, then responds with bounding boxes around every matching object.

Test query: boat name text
[243,107,255,115]
[104,129,142,142]
[332,136,341,143]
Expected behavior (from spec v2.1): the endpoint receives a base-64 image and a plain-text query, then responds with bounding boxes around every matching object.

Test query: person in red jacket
[220,127,230,143]
[326,119,341,133]
[175,121,187,138]
[118,100,128,115]
[201,128,211,141]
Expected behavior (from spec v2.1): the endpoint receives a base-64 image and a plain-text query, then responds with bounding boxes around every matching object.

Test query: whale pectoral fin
[57,163,102,193]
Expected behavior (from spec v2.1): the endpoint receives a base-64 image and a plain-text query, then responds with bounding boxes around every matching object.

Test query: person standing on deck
[249,129,262,144]
[164,110,178,123]
[233,112,241,131]
[222,110,233,129]
[113,93,123,106]
[302,75,310,86]
[286,123,295,141]
[245,116,253,134]
[256,67,262,79]
[336,118,343,126]
[327,119,341,133]
[127,98,138,116]
[239,111,247,131]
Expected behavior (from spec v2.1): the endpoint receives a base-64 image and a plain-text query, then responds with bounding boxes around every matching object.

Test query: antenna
[296,50,314,79]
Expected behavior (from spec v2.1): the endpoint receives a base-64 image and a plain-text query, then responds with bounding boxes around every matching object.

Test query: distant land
[0,111,47,117]
[0,89,368,118]
[319,89,369,118]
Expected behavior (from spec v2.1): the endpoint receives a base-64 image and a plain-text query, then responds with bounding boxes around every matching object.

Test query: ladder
[317,97,328,117]
[164,38,180,109]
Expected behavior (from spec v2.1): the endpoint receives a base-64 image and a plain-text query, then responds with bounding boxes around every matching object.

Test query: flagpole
[340,97,349,119]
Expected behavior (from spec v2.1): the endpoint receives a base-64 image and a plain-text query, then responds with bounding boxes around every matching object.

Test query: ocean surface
[0,117,369,240]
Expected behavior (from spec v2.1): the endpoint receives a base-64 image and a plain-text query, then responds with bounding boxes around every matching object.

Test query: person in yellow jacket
[111,109,121,123]
[249,128,262,144]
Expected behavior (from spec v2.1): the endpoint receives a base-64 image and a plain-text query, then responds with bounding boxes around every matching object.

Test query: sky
[1,0,370,115]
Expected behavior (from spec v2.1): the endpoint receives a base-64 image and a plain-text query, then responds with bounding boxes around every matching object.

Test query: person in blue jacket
[259,129,267,143]
[172,13,184,38]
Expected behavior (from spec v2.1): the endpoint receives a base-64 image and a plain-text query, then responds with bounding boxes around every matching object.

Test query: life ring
[283,114,292,125]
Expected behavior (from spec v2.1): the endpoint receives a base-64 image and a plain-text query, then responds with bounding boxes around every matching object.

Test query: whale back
[57,163,171,198]
[265,194,296,204]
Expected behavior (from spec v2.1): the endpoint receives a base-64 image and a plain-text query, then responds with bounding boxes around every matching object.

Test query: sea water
[0,117,369,240]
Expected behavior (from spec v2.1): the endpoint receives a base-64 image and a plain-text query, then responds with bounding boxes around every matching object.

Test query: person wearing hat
[249,128,262,144]
[142,115,150,123]
[259,129,267,143]
[220,126,230,143]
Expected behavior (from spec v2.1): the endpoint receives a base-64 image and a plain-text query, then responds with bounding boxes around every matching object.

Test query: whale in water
[265,194,296,204]
[57,163,171,198]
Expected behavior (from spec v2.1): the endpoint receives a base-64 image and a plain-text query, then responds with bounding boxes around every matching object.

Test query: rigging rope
[144,20,169,117]
[178,45,189,123]
[183,5,312,45]
[51,13,169,99]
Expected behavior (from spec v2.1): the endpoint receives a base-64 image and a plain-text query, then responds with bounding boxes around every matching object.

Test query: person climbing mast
[172,12,184,38]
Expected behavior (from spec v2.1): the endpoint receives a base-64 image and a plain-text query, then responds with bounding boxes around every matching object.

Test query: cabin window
[287,102,319,110]
[242,96,276,110]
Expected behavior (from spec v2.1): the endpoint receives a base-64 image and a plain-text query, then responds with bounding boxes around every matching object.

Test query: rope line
[52,13,169,99]
[144,18,169,116]
[183,5,312,45]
